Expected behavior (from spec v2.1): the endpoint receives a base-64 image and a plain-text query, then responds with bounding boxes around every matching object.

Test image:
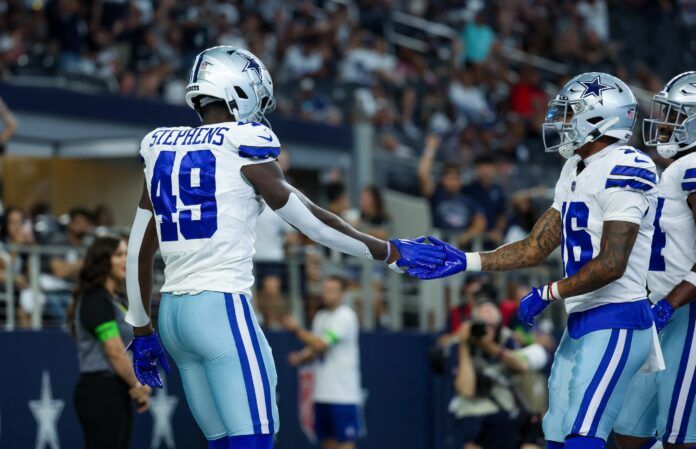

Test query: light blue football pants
[543,327,652,443]
[615,303,696,444]
[158,291,279,440]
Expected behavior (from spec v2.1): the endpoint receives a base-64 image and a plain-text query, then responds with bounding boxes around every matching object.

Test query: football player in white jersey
[614,71,696,449]
[409,72,660,449]
[121,46,445,449]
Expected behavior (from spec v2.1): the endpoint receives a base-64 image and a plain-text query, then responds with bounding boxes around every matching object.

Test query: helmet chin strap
[561,116,621,159]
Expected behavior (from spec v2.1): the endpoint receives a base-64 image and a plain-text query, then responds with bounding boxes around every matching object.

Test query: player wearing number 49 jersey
[409,73,662,449]
[121,46,446,449]
[615,71,696,449]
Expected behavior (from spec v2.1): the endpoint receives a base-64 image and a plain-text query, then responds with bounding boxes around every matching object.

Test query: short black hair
[325,275,348,291]
[326,181,346,203]
[69,207,93,222]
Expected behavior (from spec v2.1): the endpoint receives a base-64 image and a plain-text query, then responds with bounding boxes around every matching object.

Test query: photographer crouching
[448,302,548,449]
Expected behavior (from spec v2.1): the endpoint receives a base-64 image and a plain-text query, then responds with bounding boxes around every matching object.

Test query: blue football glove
[389,237,445,271]
[518,287,550,327]
[406,236,467,280]
[126,331,170,389]
[652,299,675,333]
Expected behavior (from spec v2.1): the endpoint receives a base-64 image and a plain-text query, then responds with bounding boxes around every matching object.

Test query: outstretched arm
[125,182,160,336]
[241,161,443,270]
[406,207,562,280]
[479,207,562,271]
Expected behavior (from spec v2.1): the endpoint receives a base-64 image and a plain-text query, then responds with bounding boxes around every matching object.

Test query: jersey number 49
[150,150,218,242]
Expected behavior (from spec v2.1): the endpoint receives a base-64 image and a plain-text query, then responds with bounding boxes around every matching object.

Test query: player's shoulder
[602,145,657,193]
[224,121,281,159]
[558,155,581,180]
[668,151,696,195]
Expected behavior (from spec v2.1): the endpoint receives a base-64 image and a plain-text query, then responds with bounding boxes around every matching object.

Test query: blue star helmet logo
[579,75,614,99]
[240,53,263,79]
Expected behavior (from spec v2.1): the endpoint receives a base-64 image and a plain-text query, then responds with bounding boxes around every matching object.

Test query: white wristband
[684,271,696,288]
[541,282,562,302]
[464,252,482,272]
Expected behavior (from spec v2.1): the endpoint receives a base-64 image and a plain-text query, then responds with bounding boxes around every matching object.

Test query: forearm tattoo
[557,220,639,298]
[480,208,562,271]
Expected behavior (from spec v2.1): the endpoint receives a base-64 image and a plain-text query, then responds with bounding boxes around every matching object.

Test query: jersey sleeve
[321,308,357,346]
[225,122,281,163]
[681,167,696,199]
[138,128,161,168]
[80,289,119,342]
[599,157,657,223]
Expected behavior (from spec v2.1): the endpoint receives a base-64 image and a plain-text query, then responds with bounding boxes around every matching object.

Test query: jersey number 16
[150,150,218,242]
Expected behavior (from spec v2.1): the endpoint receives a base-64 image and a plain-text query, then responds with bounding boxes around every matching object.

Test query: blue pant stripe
[224,293,262,434]
[588,330,633,436]
[664,303,696,442]
[675,303,696,443]
[240,294,275,434]
[571,329,620,435]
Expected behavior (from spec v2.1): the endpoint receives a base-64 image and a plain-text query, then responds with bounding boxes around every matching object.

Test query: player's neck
[575,137,617,160]
[200,108,234,126]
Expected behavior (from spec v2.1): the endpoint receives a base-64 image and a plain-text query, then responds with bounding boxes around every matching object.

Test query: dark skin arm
[480,207,563,271]
[557,220,639,298]
[241,161,401,263]
[132,181,160,337]
[664,193,696,309]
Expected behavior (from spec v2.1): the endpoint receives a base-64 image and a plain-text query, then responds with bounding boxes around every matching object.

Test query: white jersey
[551,143,658,314]
[311,305,362,404]
[647,152,696,300]
[139,121,281,295]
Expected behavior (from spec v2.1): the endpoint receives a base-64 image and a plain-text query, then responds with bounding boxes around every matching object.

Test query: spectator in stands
[69,236,150,449]
[460,11,496,64]
[0,207,31,326]
[417,134,485,248]
[450,302,548,449]
[42,208,94,324]
[462,155,507,249]
[93,204,115,228]
[326,180,359,225]
[357,186,389,240]
[284,276,363,449]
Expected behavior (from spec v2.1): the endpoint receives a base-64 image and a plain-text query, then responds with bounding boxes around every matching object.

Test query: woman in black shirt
[68,236,151,449]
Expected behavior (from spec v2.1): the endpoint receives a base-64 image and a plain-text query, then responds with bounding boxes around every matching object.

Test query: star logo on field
[150,382,178,449]
[29,371,64,449]
[579,76,614,99]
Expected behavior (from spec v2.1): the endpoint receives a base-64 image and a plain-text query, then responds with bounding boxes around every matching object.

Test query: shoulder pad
[227,121,281,159]
[604,148,657,192]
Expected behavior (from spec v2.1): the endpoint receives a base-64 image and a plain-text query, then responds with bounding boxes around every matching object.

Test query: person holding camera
[449,302,548,449]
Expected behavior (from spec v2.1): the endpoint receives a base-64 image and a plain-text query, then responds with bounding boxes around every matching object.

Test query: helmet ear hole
[587,117,603,124]
[234,86,248,99]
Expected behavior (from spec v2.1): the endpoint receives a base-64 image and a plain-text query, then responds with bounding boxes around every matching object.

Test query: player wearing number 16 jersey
[409,73,661,449]
[121,46,445,449]
[614,71,696,449]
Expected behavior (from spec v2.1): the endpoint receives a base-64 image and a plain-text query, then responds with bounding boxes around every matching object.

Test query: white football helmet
[185,46,275,123]
[543,72,638,159]
[643,71,696,158]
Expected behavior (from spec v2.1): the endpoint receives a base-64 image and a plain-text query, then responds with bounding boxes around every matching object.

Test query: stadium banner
[1,330,438,449]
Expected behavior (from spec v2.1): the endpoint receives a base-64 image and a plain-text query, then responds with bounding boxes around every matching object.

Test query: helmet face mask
[185,46,276,125]
[643,71,696,158]
[542,73,637,159]
[643,96,696,158]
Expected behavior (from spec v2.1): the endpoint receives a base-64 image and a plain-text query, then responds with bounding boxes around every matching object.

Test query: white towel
[640,323,666,372]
